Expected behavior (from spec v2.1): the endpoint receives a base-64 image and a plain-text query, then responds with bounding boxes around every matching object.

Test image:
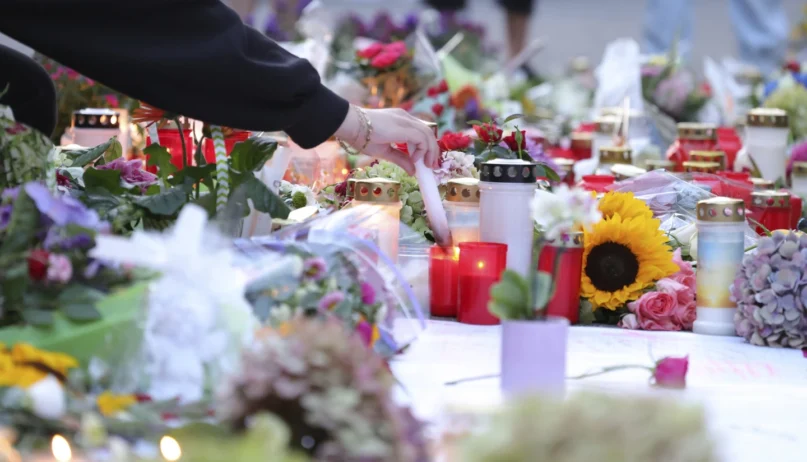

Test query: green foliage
[63,137,118,168]
[143,144,177,180]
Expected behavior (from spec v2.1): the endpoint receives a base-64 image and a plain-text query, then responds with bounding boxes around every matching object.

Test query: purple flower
[44,228,93,251]
[0,204,12,230]
[403,13,419,31]
[356,320,373,347]
[24,183,102,230]
[96,158,158,193]
[302,257,327,281]
[464,98,481,122]
[84,260,103,279]
[1,187,19,201]
[317,291,345,312]
[360,282,376,305]
[46,254,73,283]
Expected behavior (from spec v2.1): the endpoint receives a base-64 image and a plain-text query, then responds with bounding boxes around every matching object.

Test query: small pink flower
[357,42,384,59]
[370,52,400,69]
[303,257,327,281]
[356,320,373,347]
[385,41,407,54]
[5,123,28,135]
[84,78,95,86]
[46,254,73,283]
[317,291,345,311]
[104,95,120,107]
[66,69,80,80]
[653,356,689,389]
[670,248,696,293]
[360,282,376,305]
[628,291,680,331]
[655,278,696,330]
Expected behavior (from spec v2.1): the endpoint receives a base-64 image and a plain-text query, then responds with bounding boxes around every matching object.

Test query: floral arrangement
[456,390,714,462]
[641,56,711,122]
[278,180,318,210]
[580,192,682,323]
[216,317,428,461]
[732,230,807,348]
[0,182,134,328]
[763,72,807,141]
[36,55,137,142]
[354,41,418,108]
[331,12,419,64]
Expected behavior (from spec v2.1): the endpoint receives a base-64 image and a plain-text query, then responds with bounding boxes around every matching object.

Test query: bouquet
[354,41,418,108]
[641,56,711,122]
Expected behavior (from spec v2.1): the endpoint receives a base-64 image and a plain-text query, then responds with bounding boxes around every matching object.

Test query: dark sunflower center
[585,242,639,292]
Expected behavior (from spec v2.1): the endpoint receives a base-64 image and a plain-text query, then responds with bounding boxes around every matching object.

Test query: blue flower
[763,80,779,99]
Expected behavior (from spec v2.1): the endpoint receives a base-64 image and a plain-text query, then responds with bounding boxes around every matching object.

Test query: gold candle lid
[746,108,788,128]
[446,178,480,203]
[751,177,775,190]
[346,178,358,198]
[546,230,584,248]
[683,161,720,173]
[599,146,632,165]
[570,132,592,148]
[677,122,717,140]
[751,190,790,208]
[792,161,807,176]
[697,197,746,223]
[353,178,401,203]
[690,150,726,168]
[553,158,575,172]
[594,116,620,134]
[644,159,677,170]
[611,164,647,180]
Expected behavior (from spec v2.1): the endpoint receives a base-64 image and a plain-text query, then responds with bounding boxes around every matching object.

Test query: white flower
[279,180,317,206]
[532,184,601,240]
[433,151,477,185]
[26,375,66,420]
[46,254,73,283]
[668,222,696,246]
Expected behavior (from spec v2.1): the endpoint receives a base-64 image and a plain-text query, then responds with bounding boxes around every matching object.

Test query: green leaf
[532,271,554,312]
[488,270,532,320]
[473,139,487,153]
[22,309,54,327]
[58,285,104,322]
[191,193,217,217]
[143,144,177,179]
[244,177,291,219]
[504,113,524,123]
[104,138,123,163]
[169,165,215,186]
[62,303,102,322]
[0,189,39,254]
[229,137,277,173]
[491,145,514,159]
[543,165,561,182]
[83,168,125,195]
[194,140,207,167]
[466,119,484,126]
[65,138,115,168]
[131,186,189,215]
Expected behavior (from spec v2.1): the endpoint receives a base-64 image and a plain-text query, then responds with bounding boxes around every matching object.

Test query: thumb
[364,144,416,175]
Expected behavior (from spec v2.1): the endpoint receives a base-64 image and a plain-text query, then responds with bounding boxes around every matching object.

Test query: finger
[407,115,440,168]
[405,129,429,165]
[365,144,416,175]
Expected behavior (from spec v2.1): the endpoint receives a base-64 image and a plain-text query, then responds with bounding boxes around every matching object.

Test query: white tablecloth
[391,320,807,461]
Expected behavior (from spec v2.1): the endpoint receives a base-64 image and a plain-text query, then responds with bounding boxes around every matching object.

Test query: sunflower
[598,191,653,221]
[581,213,680,310]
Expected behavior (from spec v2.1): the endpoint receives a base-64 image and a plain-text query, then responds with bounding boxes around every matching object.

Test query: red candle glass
[457,242,507,325]
[203,130,251,164]
[717,127,742,170]
[717,171,753,205]
[537,231,584,324]
[429,246,459,318]
[577,174,615,193]
[570,132,593,160]
[665,123,717,171]
[748,191,791,234]
[786,191,802,230]
[146,128,195,171]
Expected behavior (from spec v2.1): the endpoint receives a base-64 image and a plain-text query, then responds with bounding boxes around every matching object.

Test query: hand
[334,106,440,175]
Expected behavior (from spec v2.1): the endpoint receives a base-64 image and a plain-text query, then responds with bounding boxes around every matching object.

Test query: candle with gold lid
[748,190,791,235]
[666,122,717,171]
[791,161,807,198]
[750,177,774,190]
[683,161,721,174]
[597,145,632,175]
[592,116,620,165]
[570,132,593,160]
[690,150,727,170]
[610,164,647,181]
[346,178,358,199]
[554,158,575,185]
[444,178,481,244]
[352,178,402,262]
[694,197,746,336]
[644,158,677,171]
[745,108,789,183]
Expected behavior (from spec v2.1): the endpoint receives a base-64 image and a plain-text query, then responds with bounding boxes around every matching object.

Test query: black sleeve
[0,0,348,148]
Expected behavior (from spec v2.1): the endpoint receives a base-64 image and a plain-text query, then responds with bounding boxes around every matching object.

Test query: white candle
[745,108,789,183]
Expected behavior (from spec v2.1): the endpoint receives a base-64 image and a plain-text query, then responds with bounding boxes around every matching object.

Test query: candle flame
[341,168,349,175]
[453,247,460,260]
[477,261,485,269]
[160,436,182,461]
[51,435,72,462]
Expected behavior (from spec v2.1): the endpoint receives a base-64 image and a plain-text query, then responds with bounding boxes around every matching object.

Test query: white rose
[689,232,698,260]
[26,375,66,420]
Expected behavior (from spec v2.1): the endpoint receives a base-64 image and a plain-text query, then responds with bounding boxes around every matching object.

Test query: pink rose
[655,277,696,330]
[653,356,689,389]
[357,42,384,59]
[385,41,407,54]
[370,51,400,69]
[105,94,120,108]
[96,158,158,192]
[628,291,680,331]
[670,248,696,293]
[619,313,640,329]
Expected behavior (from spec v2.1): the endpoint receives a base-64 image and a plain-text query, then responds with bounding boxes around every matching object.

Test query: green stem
[173,117,188,171]
[568,365,653,380]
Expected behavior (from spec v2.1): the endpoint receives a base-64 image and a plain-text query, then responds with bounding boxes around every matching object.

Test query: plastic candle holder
[690,150,727,171]
[351,178,402,262]
[537,231,584,324]
[147,128,195,171]
[202,130,251,164]
[592,116,619,164]
[748,191,791,234]
[444,178,480,245]
[429,246,460,318]
[745,108,789,182]
[457,242,507,325]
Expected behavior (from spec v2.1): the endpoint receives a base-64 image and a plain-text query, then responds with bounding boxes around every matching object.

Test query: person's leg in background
[642,0,693,60]
[499,0,535,60]
[728,0,788,75]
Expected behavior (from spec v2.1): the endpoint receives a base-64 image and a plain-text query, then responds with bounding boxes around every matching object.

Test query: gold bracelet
[355,106,373,152]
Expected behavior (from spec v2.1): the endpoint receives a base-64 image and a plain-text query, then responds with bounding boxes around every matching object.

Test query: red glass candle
[570,132,593,160]
[717,171,753,205]
[457,242,507,325]
[717,127,742,170]
[429,246,459,318]
[665,123,717,171]
[537,232,584,324]
[748,191,791,234]
[553,158,575,186]
[786,191,803,230]
[203,130,251,164]
[146,128,195,171]
[577,174,614,193]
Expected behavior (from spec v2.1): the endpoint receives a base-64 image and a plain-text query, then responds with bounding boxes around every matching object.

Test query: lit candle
[160,436,182,461]
[350,178,402,262]
[457,242,507,325]
[52,435,72,462]
[443,178,480,245]
[429,246,460,317]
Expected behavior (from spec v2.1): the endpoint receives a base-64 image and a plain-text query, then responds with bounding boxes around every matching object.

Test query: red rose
[398,100,414,112]
[502,130,527,151]
[473,123,503,144]
[427,86,441,97]
[427,80,449,97]
[385,41,407,54]
[334,180,348,197]
[438,79,448,93]
[785,59,800,73]
[437,132,472,152]
[28,249,50,281]
[431,103,444,117]
[357,42,384,59]
[653,356,689,389]
[370,51,400,69]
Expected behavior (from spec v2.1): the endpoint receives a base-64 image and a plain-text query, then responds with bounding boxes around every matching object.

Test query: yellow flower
[96,392,137,416]
[371,326,380,346]
[10,344,78,378]
[598,191,653,221]
[581,213,680,310]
